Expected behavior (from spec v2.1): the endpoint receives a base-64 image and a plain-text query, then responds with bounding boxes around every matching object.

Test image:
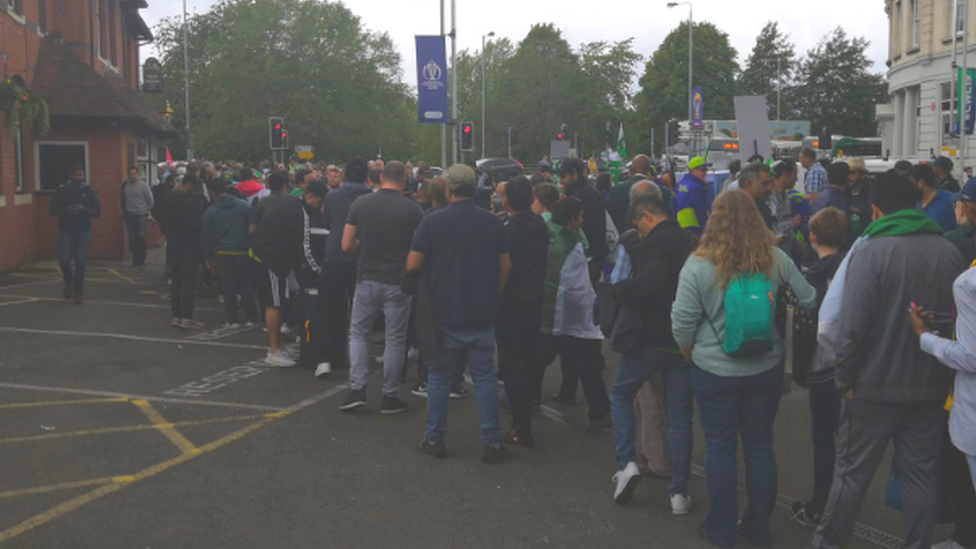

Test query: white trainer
[283,345,301,359]
[315,363,332,378]
[670,493,692,515]
[265,349,297,368]
[612,462,642,503]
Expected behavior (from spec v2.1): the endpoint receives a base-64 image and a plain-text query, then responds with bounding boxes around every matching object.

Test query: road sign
[295,145,314,160]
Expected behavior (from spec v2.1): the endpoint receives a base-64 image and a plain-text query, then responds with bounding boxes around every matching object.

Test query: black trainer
[481,443,512,464]
[339,388,367,411]
[449,385,468,399]
[381,395,409,415]
[417,437,447,458]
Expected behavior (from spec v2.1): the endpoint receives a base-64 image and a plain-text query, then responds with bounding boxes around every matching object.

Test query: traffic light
[509,128,519,146]
[460,121,474,152]
[558,123,569,141]
[667,120,680,146]
[280,129,289,150]
[269,117,285,150]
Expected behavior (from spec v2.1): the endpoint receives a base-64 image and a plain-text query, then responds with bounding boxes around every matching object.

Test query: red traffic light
[463,125,472,134]
[557,133,563,140]
[275,124,281,130]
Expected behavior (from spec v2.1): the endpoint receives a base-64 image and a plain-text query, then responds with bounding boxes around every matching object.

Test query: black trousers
[813,399,946,549]
[949,439,976,547]
[532,333,610,420]
[168,245,198,320]
[808,381,841,514]
[497,307,541,437]
[314,261,357,369]
[123,213,148,265]
[215,255,256,324]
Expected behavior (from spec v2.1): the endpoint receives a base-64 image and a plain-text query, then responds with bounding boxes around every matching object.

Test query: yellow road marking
[0,418,273,543]
[0,414,267,445]
[131,400,198,455]
[0,293,222,312]
[0,477,116,499]
[107,268,137,284]
[0,397,129,409]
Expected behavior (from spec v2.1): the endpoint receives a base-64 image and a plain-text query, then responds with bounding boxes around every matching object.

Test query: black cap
[205,179,226,195]
[345,156,368,184]
[304,180,328,198]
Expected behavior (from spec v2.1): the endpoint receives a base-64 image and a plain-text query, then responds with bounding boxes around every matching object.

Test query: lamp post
[182,0,193,161]
[667,2,693,126]
[481,31,495,159]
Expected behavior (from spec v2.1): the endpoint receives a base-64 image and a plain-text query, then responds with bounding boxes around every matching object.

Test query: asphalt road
[0,253,940,548]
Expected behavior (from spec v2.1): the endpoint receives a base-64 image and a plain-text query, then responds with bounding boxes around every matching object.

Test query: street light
[482,31,495,159]
[667,2,693,127]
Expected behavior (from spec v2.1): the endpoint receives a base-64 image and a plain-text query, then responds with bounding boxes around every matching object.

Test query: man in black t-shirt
[338,161,424,415]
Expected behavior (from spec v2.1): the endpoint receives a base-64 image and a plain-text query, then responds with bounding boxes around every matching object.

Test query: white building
[881,0,976,163]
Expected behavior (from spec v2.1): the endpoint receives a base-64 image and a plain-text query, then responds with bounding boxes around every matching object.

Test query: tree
[577,39,643,157]
[791,27,888,137]
[636,22,739,155]
[494,24,583,162]
[150,0,414,163]
[739,22,796,119]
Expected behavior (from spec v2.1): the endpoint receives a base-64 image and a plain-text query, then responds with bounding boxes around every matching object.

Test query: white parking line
[0,327,267,350]
[0,298,39,307]
[0,382,286,412]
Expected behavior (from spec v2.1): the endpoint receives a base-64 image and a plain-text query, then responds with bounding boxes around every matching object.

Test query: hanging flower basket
[0,79,50,136]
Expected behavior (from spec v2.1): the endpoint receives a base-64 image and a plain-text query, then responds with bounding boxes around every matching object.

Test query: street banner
[415,36,449,125]
[692,87,703,129]
[958,67,976,135]
[734,95,772,163]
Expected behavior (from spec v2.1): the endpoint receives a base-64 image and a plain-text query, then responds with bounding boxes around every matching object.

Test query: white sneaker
[265,349,297,368]
[315,363,332,378]
[280,324,294,335]
[283,345,301,359]
[375,356,384,364]
[181,319,206,330]
[670,493,692,515]
[171,317,182,328]
[407,347,419,361]
[612,462,642,503]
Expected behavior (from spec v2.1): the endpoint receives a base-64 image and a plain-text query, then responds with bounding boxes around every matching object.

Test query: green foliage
[0,79,50,136]
[636,22,738,155]
[790,27,888,137]
[739,22,795,119]
[151,0,413,163]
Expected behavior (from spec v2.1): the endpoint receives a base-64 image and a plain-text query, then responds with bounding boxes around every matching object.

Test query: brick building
[0,0,173,271]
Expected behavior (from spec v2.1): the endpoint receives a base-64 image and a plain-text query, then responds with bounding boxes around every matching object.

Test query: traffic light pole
[440,0,447,170]
[507,126,511,159]
[450,0,458,165]
[182,0,193,161]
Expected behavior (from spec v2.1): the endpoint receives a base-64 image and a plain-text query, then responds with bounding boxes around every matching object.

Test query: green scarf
[861,209,944,239]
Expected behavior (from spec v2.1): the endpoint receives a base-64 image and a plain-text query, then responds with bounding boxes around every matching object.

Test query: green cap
[688,157,712,171]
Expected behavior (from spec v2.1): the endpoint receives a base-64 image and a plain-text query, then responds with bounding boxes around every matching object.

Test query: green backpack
[711,273,775,358]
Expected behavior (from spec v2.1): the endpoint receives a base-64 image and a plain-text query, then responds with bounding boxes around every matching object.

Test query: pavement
[0,252,945,548]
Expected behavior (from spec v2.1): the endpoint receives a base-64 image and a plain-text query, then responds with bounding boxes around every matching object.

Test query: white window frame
[959,0,968,35]
[942,81,954,143]
[895,1,903,53]
[34,141,90,193]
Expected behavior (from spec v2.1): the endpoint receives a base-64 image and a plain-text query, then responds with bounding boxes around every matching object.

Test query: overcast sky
[142,0,889,85]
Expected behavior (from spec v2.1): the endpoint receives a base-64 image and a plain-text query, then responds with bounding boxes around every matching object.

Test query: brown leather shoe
[73,295,84,305]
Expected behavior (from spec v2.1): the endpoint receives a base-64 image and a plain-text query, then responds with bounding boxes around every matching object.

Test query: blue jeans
[58,230,91,295]
[692,363,783,548]
[123,213,148,265]
[425,325,500,446]
[348,280,411,396]
[611,347,693,496]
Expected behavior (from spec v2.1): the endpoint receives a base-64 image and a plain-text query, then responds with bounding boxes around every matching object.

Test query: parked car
[476,157,524,181]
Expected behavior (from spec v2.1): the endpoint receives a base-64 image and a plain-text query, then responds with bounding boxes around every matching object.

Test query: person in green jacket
[946,178,976,266]
[671,190,815,547]
[201,179,257,327]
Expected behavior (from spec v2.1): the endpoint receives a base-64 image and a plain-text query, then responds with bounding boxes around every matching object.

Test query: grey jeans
[812,399,946,549]
[348,280,411,396]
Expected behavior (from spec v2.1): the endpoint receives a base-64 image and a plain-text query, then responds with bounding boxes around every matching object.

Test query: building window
[38,0,46,32]
[959,0,968,35]
[108,0,117,66]
[98,0,108,59]
[942,81,954,138]
[14,127,24,193]
[895,1,903,53]
[35,143,88,193]
[912,0,920,47]
[8,0,21,15]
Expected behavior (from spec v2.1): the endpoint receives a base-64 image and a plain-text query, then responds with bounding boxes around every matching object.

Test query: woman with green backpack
[671,184,816,547]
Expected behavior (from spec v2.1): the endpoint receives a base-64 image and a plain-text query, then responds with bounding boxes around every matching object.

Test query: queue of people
[48,149,976,549]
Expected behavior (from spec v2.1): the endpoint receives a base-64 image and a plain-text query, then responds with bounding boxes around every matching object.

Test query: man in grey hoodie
[312,157,373,378]
[812,171,964,549]
[119,166,154,266]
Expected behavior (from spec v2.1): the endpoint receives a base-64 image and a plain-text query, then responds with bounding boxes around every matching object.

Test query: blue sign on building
[416,36,449,125]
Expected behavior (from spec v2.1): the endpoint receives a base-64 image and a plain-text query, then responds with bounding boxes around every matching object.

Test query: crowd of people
[46,148,976,549]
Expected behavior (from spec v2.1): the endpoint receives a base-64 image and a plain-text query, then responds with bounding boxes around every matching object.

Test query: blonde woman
[671,183,816,547]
